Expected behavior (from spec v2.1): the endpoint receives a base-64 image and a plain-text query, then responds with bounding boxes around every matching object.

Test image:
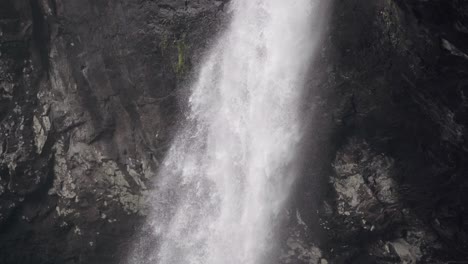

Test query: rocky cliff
[0,0,467,263]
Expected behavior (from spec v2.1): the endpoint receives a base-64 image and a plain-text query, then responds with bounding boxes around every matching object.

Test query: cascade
[131,0,326,263]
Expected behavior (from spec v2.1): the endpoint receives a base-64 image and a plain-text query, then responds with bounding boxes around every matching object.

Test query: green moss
[175,36,186,75]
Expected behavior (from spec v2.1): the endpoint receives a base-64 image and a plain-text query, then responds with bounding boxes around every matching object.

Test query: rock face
[298,0,468,263]
[0,0,467,264]
[0,0,226,263]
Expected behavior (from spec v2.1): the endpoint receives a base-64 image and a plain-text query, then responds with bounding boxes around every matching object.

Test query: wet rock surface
[0,0,226,263]
[296,0,468,263]
[0,0,467,263]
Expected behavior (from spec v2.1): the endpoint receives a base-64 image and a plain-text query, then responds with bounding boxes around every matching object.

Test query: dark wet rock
[0,0,226,263]
[304,0,468,263]
[1,0,468,263]
[321,138,440,263]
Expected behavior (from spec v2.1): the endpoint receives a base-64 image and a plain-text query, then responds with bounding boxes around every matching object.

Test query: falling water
[132,0,326,263]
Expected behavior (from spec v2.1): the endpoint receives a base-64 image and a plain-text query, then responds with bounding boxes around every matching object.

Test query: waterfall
[131,0,327,263]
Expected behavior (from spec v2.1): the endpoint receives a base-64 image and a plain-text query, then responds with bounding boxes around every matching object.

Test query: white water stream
[132,0,326,263]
